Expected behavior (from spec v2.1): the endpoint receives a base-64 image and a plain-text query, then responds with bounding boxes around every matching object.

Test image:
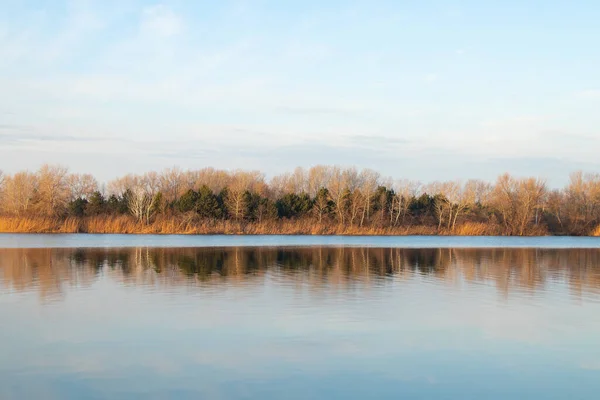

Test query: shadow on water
[1,247,600,302]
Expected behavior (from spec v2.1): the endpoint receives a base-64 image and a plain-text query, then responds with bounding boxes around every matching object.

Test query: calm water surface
[1,233,599,248]
[1,236,600,399]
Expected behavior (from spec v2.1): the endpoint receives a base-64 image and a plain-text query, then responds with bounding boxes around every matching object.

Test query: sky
[1,0,599,186]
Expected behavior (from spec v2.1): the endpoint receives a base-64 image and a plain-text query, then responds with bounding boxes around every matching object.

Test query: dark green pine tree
[177,189,199,213]
[68,197,88,217]
[276,193,313,219]
[86,191,106,215]
[196,185,223,219]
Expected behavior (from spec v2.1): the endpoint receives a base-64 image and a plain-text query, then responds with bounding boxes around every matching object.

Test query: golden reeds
[0,215,550,236]
[452,222,499,236]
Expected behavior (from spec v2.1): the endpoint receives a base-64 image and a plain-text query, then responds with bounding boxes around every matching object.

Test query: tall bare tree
[128,185,160,224]
[1,171,37,215]
[307,165,332,198]
[563,171,600,234]
[327,167,352,225]
[359,169,380,226]
[159,167,186,203]
[444,180,480,232]
[492,174,547,235]
[225,171,265,221]
[67,173,99,201]
[391,180,420,226]
[191,167,232,194]
[35,164,70,216]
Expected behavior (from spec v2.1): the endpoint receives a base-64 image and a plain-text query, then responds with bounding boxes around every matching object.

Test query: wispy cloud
[0,123,27,131]
[0,131,109,145]
[347,134,409,147]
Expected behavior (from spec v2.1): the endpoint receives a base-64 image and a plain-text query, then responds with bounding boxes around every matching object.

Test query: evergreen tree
[196,185,223,219]
[107,193,129,214]
[86,191,106,215]
[68,197,88,217]
[276,193,313,218]
[177,189,199,213]
[373,186,393,226]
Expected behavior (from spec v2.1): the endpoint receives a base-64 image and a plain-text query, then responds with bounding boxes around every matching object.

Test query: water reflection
[2,247,600,301]
[2,247,600,399]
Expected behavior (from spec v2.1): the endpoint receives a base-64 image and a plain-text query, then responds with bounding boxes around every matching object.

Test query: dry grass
[591,225,600,237]
[453,222,498,236]
[525,224,550,236]
[0,215,550,236]
[0,216,82,233]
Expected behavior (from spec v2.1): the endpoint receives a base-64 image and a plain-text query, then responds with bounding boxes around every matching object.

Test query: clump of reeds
[0,216,81,233]
[591,225,600,237]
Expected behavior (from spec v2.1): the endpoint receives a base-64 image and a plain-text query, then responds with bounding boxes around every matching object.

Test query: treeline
[0,165,599,236]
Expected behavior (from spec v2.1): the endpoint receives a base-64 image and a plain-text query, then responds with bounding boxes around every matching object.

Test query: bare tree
[563,171,600,234]
[359,169,380,226]
[426,181,451,230]
[1,171,37,215]
[348,189,364,226]
[546,189,566,231]
[191,167,232,194]
[159,167,187,203]
[109,171,161,198]
[225,171,265,221]
[269,173,289,200]
[468,179,493,206]
[67,173,99,200]
[327,167,354,225]
[270,167,309,199]
[492,173,547,235]
[307,165,332,198]
[444,180,479,232]
[35,164,70,216]
[128,185,160,224]
[391,180,420,226]
[108,174,141,196]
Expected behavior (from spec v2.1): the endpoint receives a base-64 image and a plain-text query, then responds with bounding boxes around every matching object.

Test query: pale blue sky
[1,0,599,185]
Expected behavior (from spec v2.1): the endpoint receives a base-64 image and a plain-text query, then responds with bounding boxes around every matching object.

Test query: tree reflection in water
[1,247,600,302]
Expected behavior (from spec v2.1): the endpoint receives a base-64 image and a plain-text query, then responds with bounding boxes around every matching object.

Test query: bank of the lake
[0,215,582,236]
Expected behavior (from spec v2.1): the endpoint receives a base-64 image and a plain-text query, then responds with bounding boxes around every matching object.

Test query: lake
[1,236,600,399]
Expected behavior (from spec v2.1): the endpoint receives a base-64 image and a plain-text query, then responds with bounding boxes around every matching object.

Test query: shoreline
[0,216,596,236]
